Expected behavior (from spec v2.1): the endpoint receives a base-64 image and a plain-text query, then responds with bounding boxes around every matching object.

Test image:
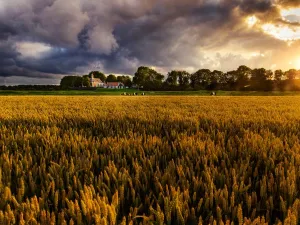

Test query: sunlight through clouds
[281,7,300,23]
[246,7,300,42]
[246,16,258,27]
[295,58,300,69]
[262,23,300,41]
[0,0,300,83]
[16,42,52,58]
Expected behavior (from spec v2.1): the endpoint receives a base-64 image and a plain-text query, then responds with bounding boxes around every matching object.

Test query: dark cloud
[239,0,273,14]
[0,23,18,40]
[0,0,300,84]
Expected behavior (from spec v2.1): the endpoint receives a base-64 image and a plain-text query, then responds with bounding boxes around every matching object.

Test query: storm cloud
[0,0,300,84]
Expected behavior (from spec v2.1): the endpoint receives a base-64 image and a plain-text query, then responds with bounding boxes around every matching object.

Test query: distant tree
[281,69,300,91]
[235,65,251,89]
[266,70,273,80]
[209,70,224,90]
[82,75,91,87]
[74,76,83,87]
[250,68,273,90]
[218,71,231,90]
[210,70,224,82]
[285,69,298,80]
[60,76,83,89]
[106,74,118,82]
[237,65,252,76]
[60,76,73,88]
[89,71,106,82]
[224,70,237,88]
[117,75,133,87]
[165,71,179,87]
[178,71,190,88]
[190,69,211,89]
[117,76,124,82]
[220,66,251,90]
[251,68,267,82]
[273,70,284,90]
[124,78,133,88]
[0,85,62,91]
[133,66,164,90]
[164,71,190,90]
[274,70,284,81]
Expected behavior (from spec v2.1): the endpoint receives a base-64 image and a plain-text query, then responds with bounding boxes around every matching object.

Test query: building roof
[91,78,103,83]
[106,82,123,86]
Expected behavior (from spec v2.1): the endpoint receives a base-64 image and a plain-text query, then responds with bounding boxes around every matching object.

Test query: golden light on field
[0,96,300,223]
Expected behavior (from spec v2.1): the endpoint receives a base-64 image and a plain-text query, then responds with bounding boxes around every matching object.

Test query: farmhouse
[106,82,124,89]
[90,74,105,87]
[89,73,125,88]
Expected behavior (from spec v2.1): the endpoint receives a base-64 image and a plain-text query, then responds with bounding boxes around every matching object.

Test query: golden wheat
[0,96,299,224]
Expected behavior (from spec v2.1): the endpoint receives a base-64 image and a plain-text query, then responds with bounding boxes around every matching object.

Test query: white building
[105,82,124,89]
[90,73,105,87]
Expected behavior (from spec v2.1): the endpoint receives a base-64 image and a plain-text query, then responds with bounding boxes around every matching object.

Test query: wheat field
[0,96,299,224]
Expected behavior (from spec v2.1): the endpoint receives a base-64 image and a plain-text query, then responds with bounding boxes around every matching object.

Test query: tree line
[133,66,300,91]
[60,72,132,89]
[60,66,300,91]
[0,85,62,91]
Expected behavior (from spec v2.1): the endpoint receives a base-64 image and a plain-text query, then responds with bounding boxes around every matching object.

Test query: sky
[0,0,300,85]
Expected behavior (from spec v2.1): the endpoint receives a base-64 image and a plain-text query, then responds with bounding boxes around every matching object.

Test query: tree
[74,76,83,87]
[235,66,251,90]
[60,76,74,88]
[285,69,298,80]
[165,71,179,87]
[60,76,83,89]
[133,66,164,90]
[266,70,273,80]
[164,71,190,90]
[190,69,211,89]
[106,74,118,82]
[82,75,91,87]
[209,70,224,90]
[117,75,133,87]
[250,68,273,90]
[117,76,124,83]
[274,70,284,90]
[224,70,237,88]
[178,71,190,88]
[217,71,231,90]
[282,69,300,91]
[123,78,133,88]
[274,70,284,81]
[221,66,251,91]
[251,68,267,82]
[89,71,106,82]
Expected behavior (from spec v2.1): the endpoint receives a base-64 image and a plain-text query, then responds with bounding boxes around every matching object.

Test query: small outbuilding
[105,82,124,89]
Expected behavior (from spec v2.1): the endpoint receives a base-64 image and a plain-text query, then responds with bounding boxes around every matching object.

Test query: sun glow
[296,58,300,69]
[280,8,300,22]
[246,8,300,43]
[262,23,300,41]
[246,16,258,27]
